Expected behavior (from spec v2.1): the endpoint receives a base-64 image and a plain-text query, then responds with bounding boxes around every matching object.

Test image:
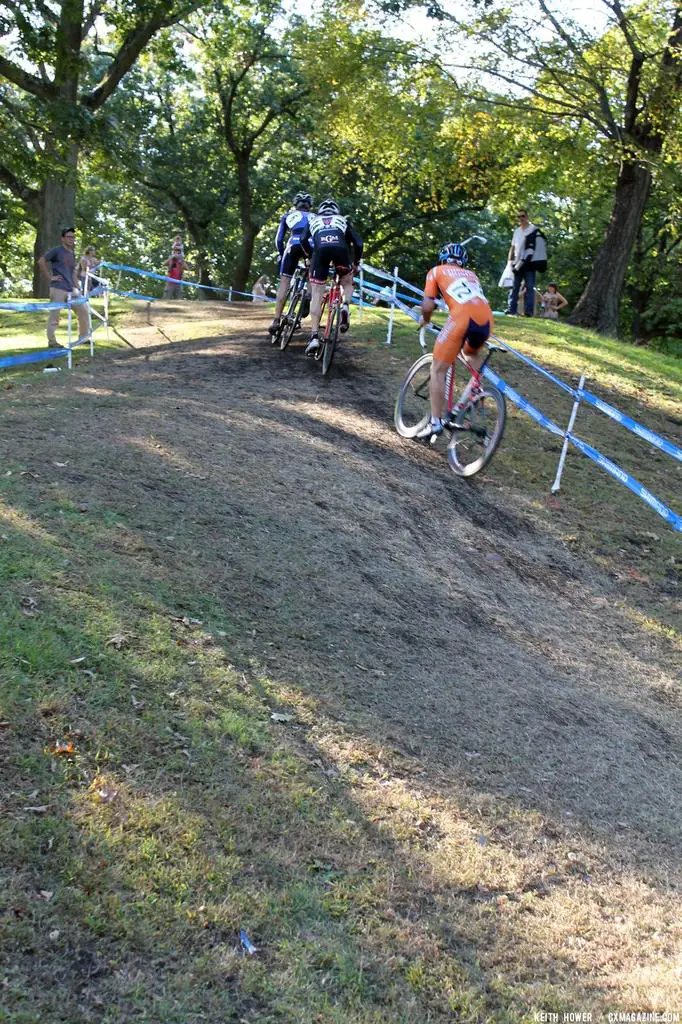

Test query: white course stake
[551,374,585,494]
[358,264,364,322]
[66,292,73,370]
[385,265,398,345]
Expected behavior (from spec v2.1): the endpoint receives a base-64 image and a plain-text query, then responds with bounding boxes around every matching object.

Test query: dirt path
[3,303,681,1010]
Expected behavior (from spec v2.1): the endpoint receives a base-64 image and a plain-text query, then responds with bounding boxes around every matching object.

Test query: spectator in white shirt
[506,209,537,316]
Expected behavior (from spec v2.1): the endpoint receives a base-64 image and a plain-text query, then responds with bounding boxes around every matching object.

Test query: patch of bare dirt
[2,302,681,1009]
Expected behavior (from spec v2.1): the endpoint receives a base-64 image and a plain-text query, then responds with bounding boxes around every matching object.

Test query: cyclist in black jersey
[300,199,363,355]
[268,191,313,337]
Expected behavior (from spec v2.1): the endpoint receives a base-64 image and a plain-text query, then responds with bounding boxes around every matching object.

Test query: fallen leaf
[49,929,60,941]
[25,805,49,814]
[69,656,86,665]
[94,784,118,804]
[0,721,10,729]
[270,712,294,724]
[53,461,68,467]
[131,696,145,711]
[49,740,74,756]
[20,596,39,617]
[39,890,54,901]
[107,633,129,650]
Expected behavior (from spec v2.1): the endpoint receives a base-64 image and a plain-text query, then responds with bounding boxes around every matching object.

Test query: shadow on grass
[1,321,681,1019]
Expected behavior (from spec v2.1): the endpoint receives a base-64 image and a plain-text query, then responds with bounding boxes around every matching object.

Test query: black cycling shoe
[340,305,350,333]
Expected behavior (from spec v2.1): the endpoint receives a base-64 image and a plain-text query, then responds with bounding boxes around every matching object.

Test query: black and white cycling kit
[301,214,363,284]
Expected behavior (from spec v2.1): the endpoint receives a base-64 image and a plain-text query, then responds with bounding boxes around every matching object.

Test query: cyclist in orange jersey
[417,242,493,439]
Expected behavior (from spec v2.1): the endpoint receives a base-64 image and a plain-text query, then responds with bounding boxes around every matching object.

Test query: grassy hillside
[354,308,681,635]
[0,302,680,1022]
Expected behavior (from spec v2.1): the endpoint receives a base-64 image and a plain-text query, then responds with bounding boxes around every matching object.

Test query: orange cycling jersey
[424,264,493,364]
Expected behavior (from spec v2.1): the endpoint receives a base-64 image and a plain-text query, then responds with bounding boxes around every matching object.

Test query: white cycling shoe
[416,417,444,440]
[305,334,321,356]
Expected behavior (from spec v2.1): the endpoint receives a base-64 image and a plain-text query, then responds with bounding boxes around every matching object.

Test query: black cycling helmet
[439,242,468,267]
[318,198,340,215]
[294,191,313,209]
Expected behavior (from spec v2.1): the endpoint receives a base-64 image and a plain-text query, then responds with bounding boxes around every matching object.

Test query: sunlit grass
[1,302,680,1020]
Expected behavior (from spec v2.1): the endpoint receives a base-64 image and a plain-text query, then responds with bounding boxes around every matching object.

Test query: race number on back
[446,277,484,304]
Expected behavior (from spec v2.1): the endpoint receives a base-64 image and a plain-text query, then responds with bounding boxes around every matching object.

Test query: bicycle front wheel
[394,353,433,437]
[322,303,340,376]
[280,288,302,350]
[447,385,506,477]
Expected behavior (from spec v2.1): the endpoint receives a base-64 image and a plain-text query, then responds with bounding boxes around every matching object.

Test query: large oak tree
[0,0,203,294]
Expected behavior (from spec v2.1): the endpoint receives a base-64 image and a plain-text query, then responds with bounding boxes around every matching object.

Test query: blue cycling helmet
[439,242,468,266]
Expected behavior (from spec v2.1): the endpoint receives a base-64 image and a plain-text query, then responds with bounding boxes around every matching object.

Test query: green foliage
[1,0,680,341]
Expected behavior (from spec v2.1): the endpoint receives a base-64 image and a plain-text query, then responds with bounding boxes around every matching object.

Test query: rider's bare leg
[430,356,451,421]
[341,273,353,306]
[461,341,485,375]
[273,275,291,320]
[310,282,326,334]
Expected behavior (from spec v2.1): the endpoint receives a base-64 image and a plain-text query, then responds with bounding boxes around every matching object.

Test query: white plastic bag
[498,261,514,288]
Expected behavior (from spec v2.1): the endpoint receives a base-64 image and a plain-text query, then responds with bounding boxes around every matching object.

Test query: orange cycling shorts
[432,301,493,365]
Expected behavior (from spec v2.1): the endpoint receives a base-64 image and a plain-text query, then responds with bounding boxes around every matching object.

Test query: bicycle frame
[419,326,494,416]
[321,269,343,341]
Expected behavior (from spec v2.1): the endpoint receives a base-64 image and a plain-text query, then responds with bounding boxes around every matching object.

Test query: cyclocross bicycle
[271,262,310,350]
[394,329,506,477]
[314,266,344,376]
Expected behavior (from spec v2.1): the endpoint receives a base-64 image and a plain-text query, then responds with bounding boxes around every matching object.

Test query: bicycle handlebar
[459,235,487,247]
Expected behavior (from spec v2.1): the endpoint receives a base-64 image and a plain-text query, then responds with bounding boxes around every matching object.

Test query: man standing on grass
[38,226,91,348]
[506,209,537,317]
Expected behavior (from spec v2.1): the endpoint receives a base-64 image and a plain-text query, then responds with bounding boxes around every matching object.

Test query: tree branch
[0,162,40,212]
[83,1,202,110]
[0,54,55,99]
[249,88,309,152]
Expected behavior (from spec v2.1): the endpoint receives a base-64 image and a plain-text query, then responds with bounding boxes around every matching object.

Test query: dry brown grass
[0,301,680,1021]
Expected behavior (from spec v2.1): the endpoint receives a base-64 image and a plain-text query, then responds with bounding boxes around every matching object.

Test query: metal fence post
[358,264,364,322]
[386,265,398,345]
[552,374,585,493]
[66,292,73,369]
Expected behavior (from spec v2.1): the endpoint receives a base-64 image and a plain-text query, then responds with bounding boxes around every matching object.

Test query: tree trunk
[232,154,259,294]
[568,159,652,335]
[32,159,78,297]
[233,225,258,296]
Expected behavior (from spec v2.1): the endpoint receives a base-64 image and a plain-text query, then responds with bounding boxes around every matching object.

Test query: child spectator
[252,275,270,301]
[78,245,100,294]
[541,283,568,320]
[164,245,185,299]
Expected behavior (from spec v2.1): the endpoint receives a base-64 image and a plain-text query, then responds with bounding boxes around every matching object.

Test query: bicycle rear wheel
[447,385,506,477]
[394,353,433,437]
[322,302,340,376]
